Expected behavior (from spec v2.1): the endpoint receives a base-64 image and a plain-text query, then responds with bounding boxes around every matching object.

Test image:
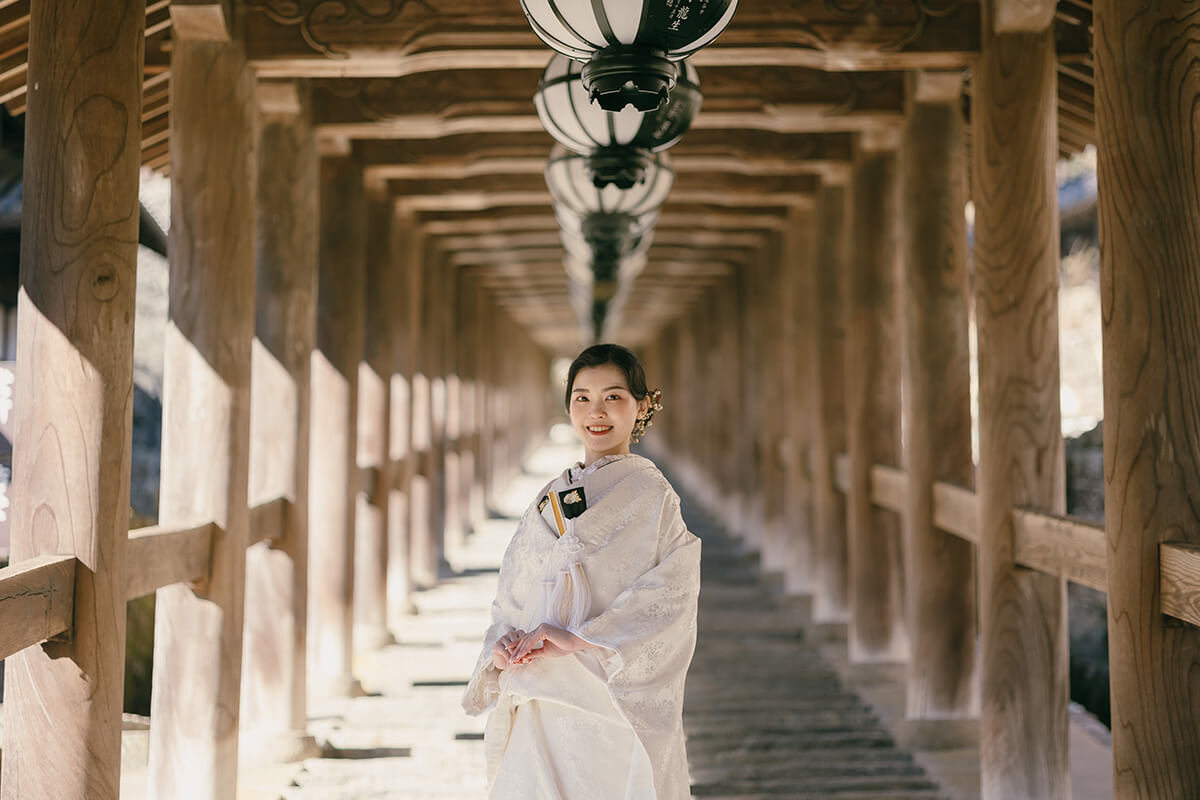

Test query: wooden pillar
[760,231,790,573]
[308,154,366,699]
[240,80,320,764]
[387,210,417,624]
[0,6,143,799]
[845,130,908,662]
[898,71,978,723]
[784,203,818,595]
[972,5,1068,795]
[1095,1,1200,795]
[408,231,437,589]
[148,34,257,800]
[811,178,851,623]
[353,195,399,652]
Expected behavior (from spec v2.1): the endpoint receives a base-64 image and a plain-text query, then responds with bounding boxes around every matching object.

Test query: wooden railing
[0,495,292,663]
[831,452,1200,628]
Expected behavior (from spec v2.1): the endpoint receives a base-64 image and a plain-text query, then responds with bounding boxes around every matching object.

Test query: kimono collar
[569,453,637,483]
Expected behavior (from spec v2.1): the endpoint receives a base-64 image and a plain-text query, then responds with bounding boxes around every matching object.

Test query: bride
[462,343,701,800]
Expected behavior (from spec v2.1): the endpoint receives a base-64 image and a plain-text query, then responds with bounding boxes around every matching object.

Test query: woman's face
[568,364,650,464]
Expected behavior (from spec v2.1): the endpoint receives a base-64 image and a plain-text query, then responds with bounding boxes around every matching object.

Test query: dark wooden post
[148,34,257,799]
[784,202,817,595]
[308,154,366,698]
[972,3,1069,795]
[898,71,978,725]
[812,177,851,623]
[240,79,320,764]
[845,129,908,663]
[760,231,790,575]
[353,194,399,651]
[0,5,143,798]
[1095,1,1200,795]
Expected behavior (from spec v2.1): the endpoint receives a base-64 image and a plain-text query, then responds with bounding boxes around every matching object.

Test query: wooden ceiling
[0,0,1096,355]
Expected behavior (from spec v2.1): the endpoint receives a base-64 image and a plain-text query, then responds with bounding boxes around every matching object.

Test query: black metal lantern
[546,144,674,220]
[535,54,701,187]
[519,0,737,111]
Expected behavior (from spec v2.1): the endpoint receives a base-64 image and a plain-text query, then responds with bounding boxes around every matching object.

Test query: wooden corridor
[4,1,1200,799]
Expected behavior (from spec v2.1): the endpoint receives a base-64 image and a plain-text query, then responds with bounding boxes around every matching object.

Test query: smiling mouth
[586,425,613,435]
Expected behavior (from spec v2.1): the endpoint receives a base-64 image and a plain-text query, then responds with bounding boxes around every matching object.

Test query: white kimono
[462,454,701,800]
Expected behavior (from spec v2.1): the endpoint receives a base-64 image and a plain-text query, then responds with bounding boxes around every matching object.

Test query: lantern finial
[581,45,677,112]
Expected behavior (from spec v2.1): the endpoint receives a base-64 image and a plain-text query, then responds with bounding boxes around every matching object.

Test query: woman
[462,343,701,800]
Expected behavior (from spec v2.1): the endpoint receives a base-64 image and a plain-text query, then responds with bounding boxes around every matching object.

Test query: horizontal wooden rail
[1160,542,1200,628]
[1011,509,1107,593]
[0,554,77,660]
[126,522,215,600]
[248,496,289,546]
[932,481,979,545]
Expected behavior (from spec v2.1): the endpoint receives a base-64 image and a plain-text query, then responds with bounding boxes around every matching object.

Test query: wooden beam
[125,523,214,599]
[1096,0,1200,792]
[1011,510,1105,593]
[1160,543,1200,630]
[972,10,1069,796]
[148,35,256,800]
[0,554,76,661]
[1,5,143,799]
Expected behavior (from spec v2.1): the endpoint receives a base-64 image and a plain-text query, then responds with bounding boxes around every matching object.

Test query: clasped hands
[492,623,591,670]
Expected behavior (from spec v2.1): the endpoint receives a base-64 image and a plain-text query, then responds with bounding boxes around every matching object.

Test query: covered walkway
[111,434,1113,799]
[2,2,1200,800]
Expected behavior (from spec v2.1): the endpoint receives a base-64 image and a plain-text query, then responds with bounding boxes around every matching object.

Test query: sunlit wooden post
[898,70,978,728]
[353,193,399,651]
[973,1,1069,795]
[409,232,438,588]
[441,259,463,557]
[308,153,366,698]
[1095,1,1200,795]
[0,6,143,799]
[240,79,320,764]
[387,209,418,624]
[845,129,908,662]
[784,202,817,595]
[149,29,257,800]
[811,177,851,623]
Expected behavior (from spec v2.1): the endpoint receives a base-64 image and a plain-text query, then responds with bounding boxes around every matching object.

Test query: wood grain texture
[309,154,366,697]
[812,182,851,623]
[1095,0,1200,793]
[972,9,1069,797]
[0,554,76,660]
[844,139,908,662]
[149,36,257,800]
[1012,510,1105,593]
[899,73,979,720]
[242,84,319,754]
[125,523,215,600]
[1160,543,1200,630]
[1,3,143,798]
[933,482,979,544]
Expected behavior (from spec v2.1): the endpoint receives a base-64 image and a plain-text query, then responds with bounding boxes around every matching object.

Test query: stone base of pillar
[239,730,323,764]
[355,624,397,652]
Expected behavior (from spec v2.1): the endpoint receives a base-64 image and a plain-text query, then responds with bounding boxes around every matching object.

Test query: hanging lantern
[519,0,737,111]
[546,145,674,221]
[535,54,701,187]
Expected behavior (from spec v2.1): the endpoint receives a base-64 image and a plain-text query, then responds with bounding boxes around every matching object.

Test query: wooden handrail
[1012,509,1107,593]
[0,554,76,660]
[126,522,215,600]
[1160,542,1200,628]
[248,496,289,547]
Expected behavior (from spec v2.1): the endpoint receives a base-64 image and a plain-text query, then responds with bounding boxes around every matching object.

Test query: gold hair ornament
[630,388,664,444]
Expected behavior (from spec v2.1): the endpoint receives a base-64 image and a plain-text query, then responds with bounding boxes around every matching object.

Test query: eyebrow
[572,385,629,393]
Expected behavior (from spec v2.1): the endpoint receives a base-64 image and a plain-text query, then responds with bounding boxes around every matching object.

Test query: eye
[574,394,588,403]
[606,393,622,401]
